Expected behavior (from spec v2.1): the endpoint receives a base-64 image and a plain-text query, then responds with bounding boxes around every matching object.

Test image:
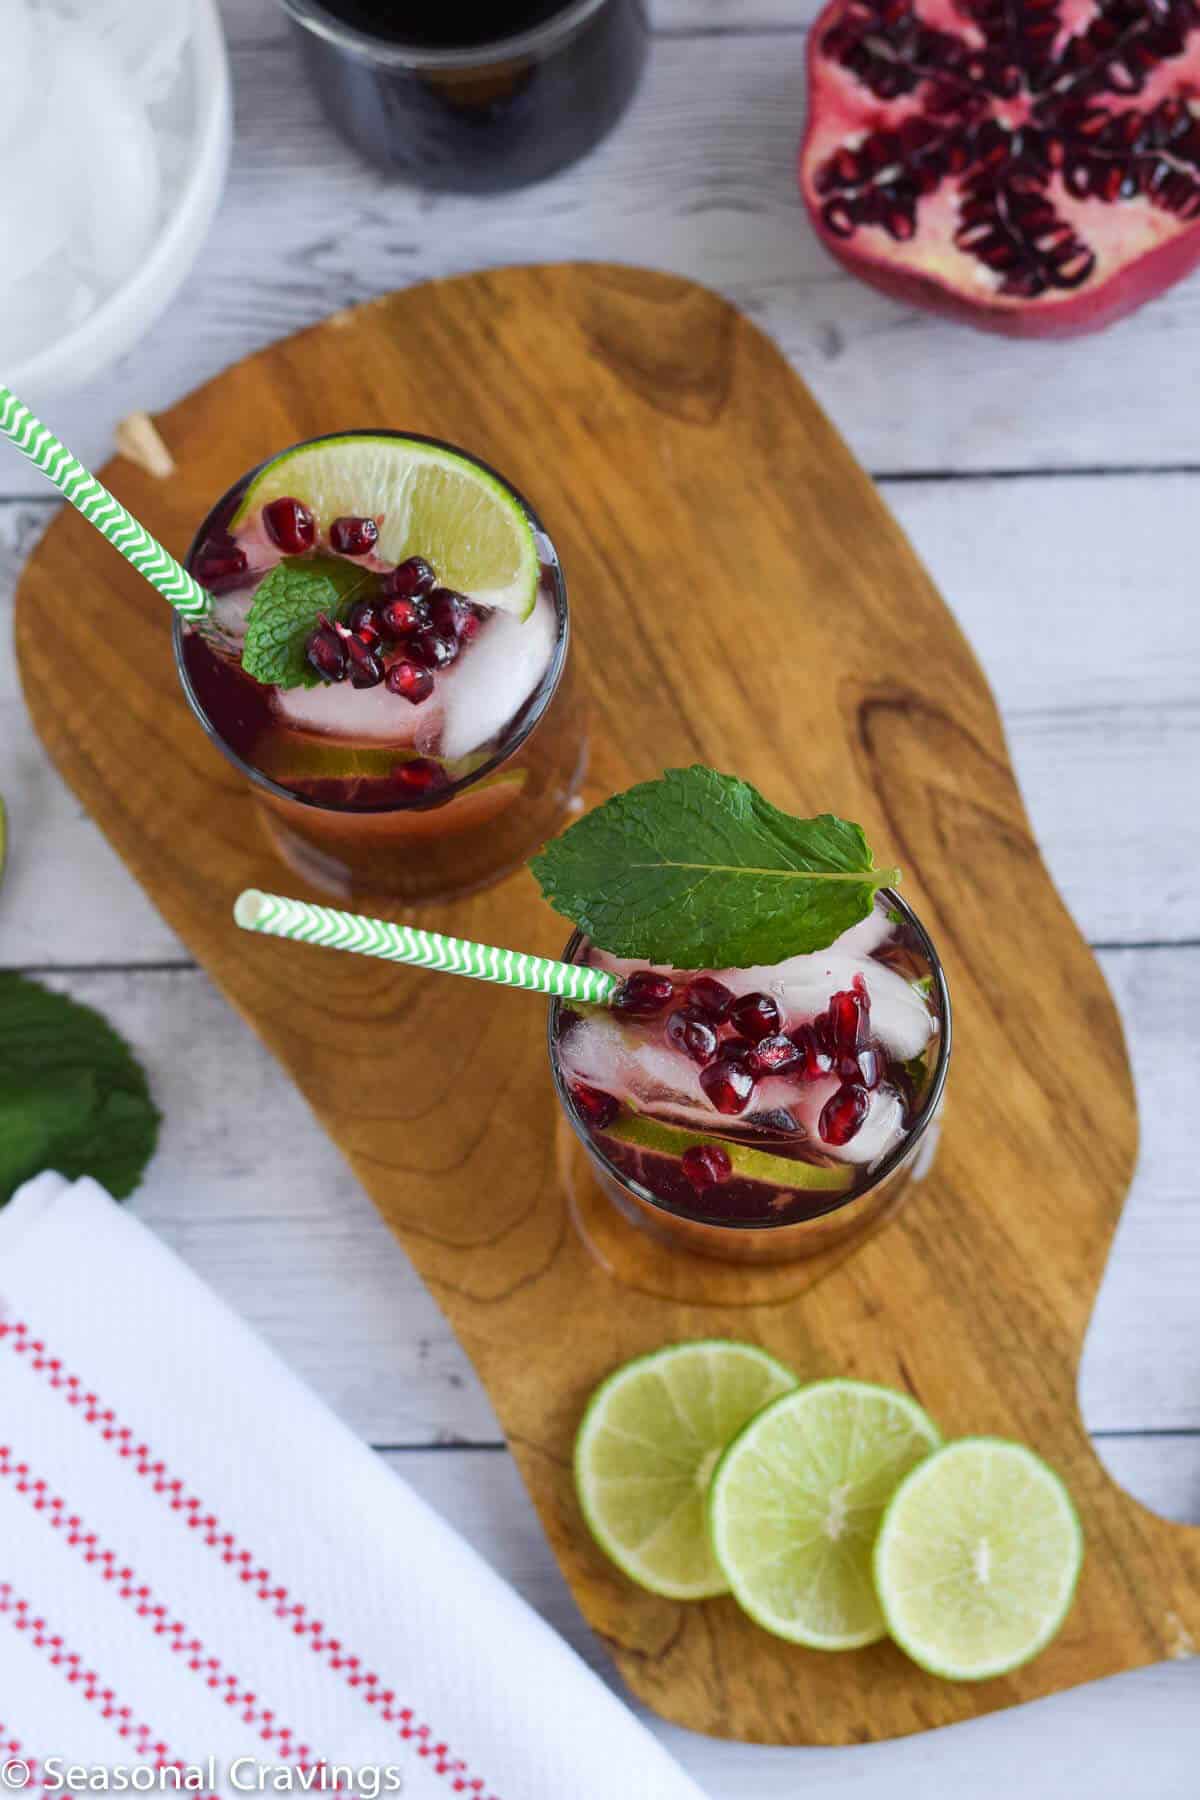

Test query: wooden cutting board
[16,266,1198,1746]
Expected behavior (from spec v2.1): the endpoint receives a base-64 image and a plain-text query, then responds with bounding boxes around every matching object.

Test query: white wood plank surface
[6,0,1200,492]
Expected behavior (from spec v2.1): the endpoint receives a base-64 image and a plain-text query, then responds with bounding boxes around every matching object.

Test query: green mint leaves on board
[0,975,161,1206]
[241,554,374,689]
[530,766,900,969]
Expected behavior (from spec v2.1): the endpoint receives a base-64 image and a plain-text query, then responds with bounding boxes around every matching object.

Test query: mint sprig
[530,766,900,969]
[0,975,161,1204]
[241,554,374,689]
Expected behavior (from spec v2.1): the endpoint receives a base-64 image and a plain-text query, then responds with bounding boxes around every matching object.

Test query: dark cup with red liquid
[277,0,649,192]
[176,432,586,902]
[549,890,951,1265]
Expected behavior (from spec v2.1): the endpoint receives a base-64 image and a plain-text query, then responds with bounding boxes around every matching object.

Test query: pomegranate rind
[798,0,1200,338]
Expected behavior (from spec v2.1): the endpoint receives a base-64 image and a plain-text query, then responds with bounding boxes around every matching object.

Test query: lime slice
[603,1112,854,1195]
[709,1379,941,1648]
[575,1341,797,1600]
[874,1437,1083,1680]
[235,435,540,619]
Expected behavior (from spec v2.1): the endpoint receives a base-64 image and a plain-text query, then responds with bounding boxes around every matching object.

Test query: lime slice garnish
[235,435,540,619]
[873,1437,1083,1680]
[709,1379,941,1648]
[575,1341,797,1600]
[603,1111,855,1194]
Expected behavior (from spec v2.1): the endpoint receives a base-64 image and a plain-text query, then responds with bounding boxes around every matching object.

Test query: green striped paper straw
[0,383,211,621]
[234,889,619,1006]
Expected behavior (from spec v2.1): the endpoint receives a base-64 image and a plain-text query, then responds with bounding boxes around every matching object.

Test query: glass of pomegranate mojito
[176,431,585,901]
[535,769,951,1265]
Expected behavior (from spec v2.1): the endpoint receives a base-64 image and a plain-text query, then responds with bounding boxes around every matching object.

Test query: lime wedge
[575,1341,797,1600]
[874,1437,1083,1680]
[235,435,540,619]
[603,1111,854,1194]
[709,1379,941,1648]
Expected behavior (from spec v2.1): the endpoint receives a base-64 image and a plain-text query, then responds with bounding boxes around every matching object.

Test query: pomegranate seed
[729,991,782,1042]
[819,1082,870,1146]
[665,1007,719,1067]
[572,1083,619,1129]
[430,588,472,640]
[380,595,431,640]
[394,758,448,794]
[828,977,870,1055]
[684,976,734,1023]
[345,635,384,689]
[382,556,437,599]
[348,601,382,643]
[748,1033,802,1076]
[329,515,379,556]
[612,970,675,1018]
[305,625,347,683]
[790,1023,833,1082]
[411,628,460,670]
[262,497,315,554]
[681,1143,732,1190]
[720,1035,755,1068]
[385,659,435,705]
[195,545,249,591]
[699,1058,756,1115]
[458,607,483,642]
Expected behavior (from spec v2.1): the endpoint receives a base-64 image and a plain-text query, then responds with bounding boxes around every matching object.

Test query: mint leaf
[241,554,374,689]
[530,766,900,969]
[0,975,161,1204]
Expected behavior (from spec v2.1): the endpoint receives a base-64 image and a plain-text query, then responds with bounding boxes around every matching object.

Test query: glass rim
[546,889,953,1235]
[174,428,569,818]
[276,0,615,70]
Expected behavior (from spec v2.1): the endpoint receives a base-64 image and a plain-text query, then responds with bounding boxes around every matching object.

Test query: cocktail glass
[549,890,950,1265]
[175,431,586,902]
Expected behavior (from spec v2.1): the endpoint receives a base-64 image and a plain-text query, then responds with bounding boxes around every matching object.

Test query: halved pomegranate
[799,0,1200,336]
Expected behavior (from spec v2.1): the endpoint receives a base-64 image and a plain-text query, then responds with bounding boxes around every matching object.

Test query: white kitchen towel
[0,1174,706,1800]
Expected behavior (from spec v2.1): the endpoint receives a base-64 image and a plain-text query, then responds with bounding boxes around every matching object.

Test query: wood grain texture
[13,266,1198,1744]
[7,471,1200,959]
[8,0,1200,495]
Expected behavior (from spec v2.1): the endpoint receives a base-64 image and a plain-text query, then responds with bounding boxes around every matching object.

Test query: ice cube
[0,27,76,287]
[89,0,196,101]
[56,23,161,290]
[557,1013,637,1095]
[0,2,36,155]
[857,963,934,1061]
[816,1087,906,1166]
[274,676,443,753]
[0,251,97,364]
[438,589,557,762]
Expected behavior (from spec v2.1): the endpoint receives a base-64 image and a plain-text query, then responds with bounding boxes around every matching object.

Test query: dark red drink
[176,432,585,901]
[550,891,950,1263]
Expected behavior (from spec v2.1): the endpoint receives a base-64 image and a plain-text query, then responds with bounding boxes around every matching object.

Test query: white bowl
[5,0,232,395]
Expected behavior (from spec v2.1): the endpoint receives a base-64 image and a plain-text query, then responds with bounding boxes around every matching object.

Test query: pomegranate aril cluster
[264,506,484,707]
[574,963,903,1154]
[812,0,1200,294]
